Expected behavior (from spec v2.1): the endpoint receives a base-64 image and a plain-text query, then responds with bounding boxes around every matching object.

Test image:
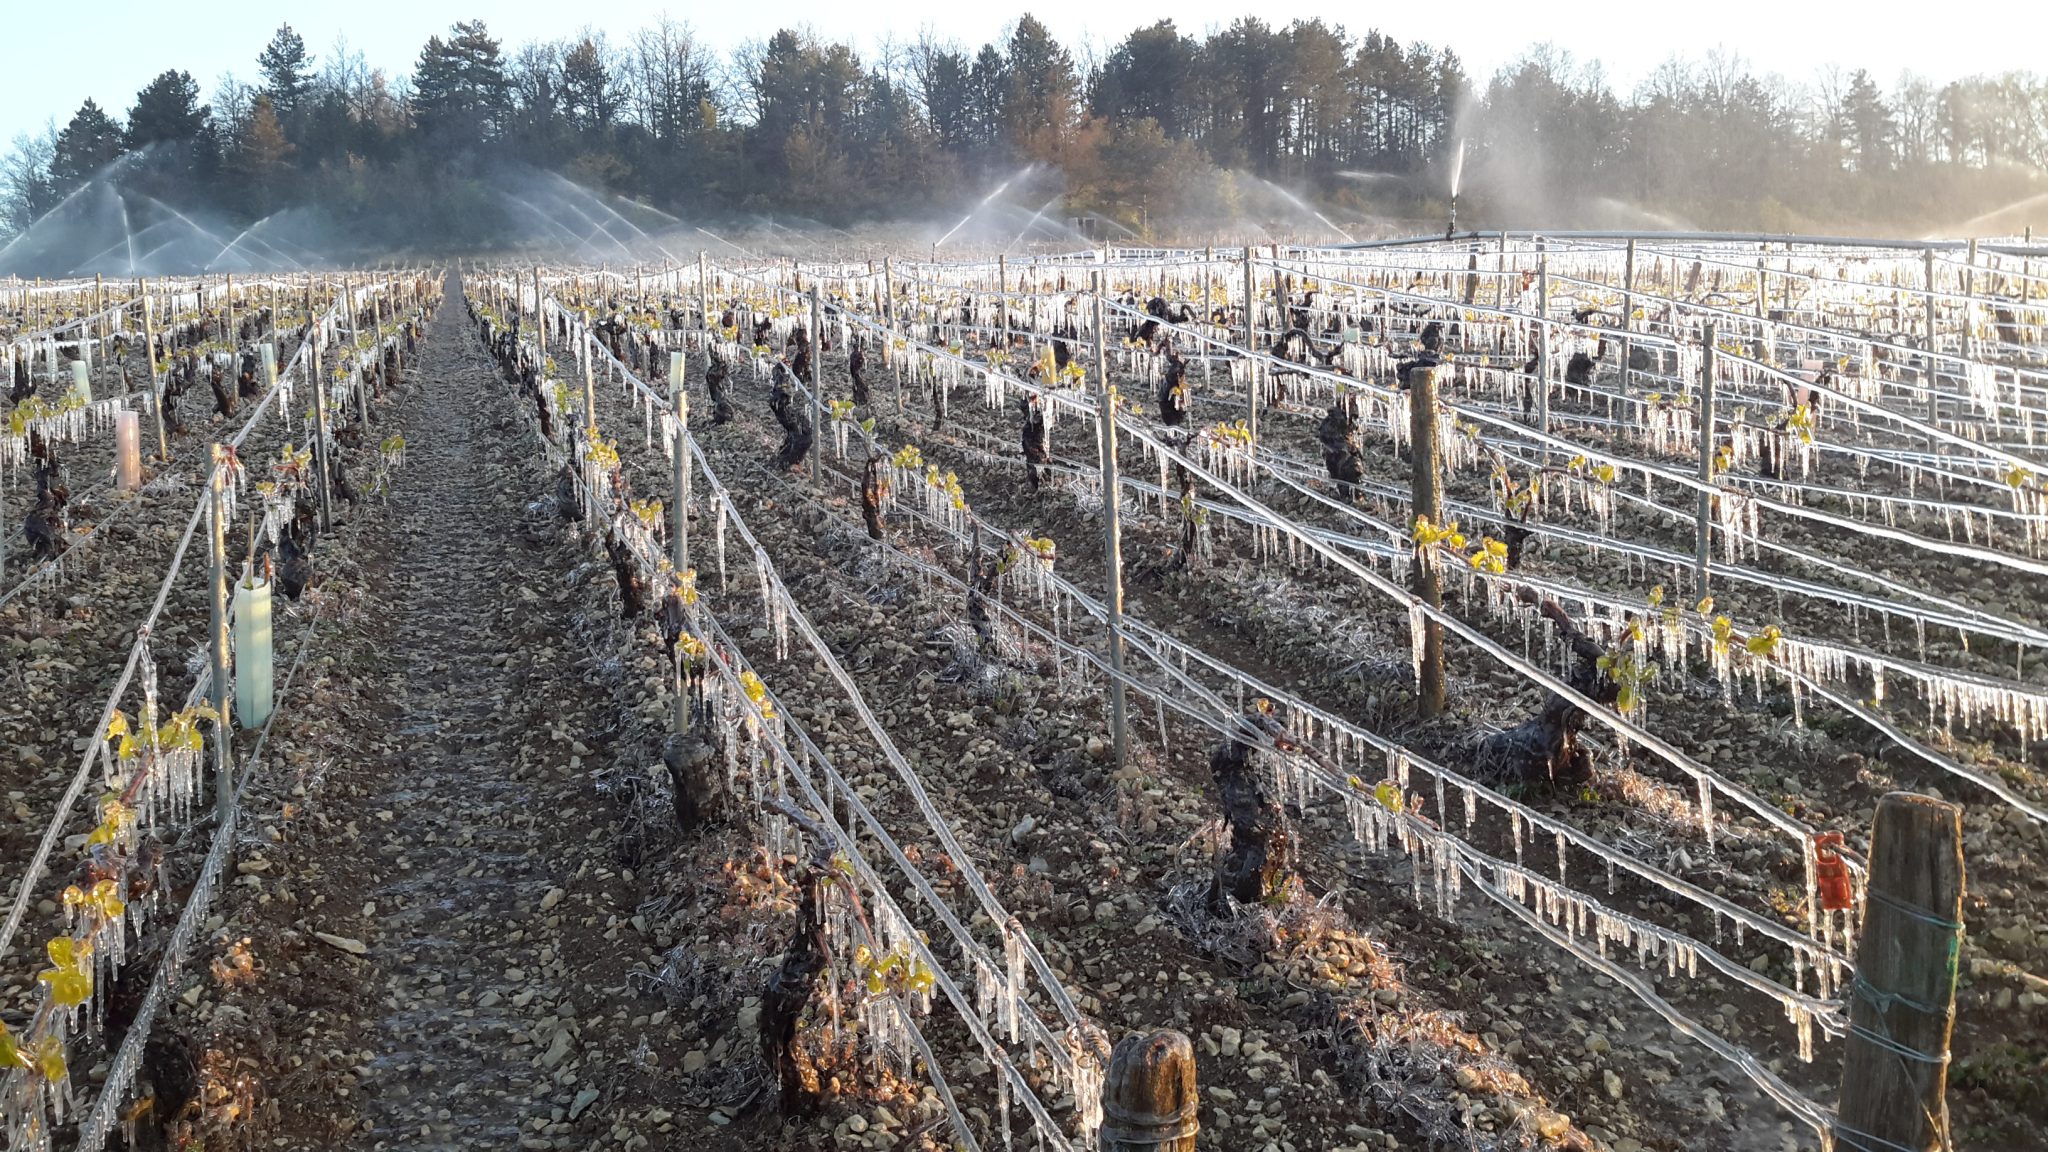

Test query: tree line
[2,16,2043,251]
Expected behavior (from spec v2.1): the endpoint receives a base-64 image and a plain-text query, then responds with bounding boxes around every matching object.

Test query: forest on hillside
[3,16,2044,250]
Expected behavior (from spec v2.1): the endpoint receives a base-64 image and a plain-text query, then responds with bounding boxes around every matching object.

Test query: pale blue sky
[6,1,2041,146]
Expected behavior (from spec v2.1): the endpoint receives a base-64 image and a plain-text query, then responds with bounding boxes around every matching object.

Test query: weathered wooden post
[582,326,600,434]
[1696,322,1717,594]
[1409,360,1446,718]
[697,250,710,341]
[1835,792,1964,1152]
[1754,252,1771,363]
[207,446,235,822]
[1202,245,1214,385]
[1535,240,1551,433]
[884,256,902,413]
[535,266,548,363]
[671,354,690,573]
[1092,272,1129,768]
[311,336,333,533]
[140,278,169,462]
[997,253,1009,350]
[1962,238,1979,362]
[808,284,825,482]
[1271,244,1288,339]
[1923,249,1940,447]
[2026,226,2036,305]
[1100,1030,1199,1152]
[1242,245,1258,449]
[1619,239,1636,392]
[348,279,372,435]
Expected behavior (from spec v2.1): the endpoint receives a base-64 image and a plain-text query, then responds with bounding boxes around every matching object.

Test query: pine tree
[125,71,209,148]
[51,100,126,187]
[413,21,510,143]
[257,25,315,118]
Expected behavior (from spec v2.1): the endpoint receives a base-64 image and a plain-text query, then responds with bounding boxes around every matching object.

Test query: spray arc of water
[1004,195,1071,254]
[936,164,1037,250]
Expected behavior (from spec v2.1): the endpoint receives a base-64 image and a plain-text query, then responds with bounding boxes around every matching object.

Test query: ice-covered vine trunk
[663,606,729,828]
[1501,508,1534,570]
[604,527,646,617]
[1172,459,1203,570]
[1019,395,1050,491]
[1208,729,1290,914]
[861,456,887,540]
[760,810,836,1115]
[768,371,813,473]
[1475,589,1622,789]
[1157,350,1190,428]
[966,529,1016,655]
[1317,399,1366,500]
[704,354,736,426]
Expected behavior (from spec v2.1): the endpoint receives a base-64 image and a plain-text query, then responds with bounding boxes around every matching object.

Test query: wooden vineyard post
[535,266,547,363]
[311,337,333,533]
[1092,273,1129,769]
[1923,249,1940,449]
[1099,1030,1199,1152]
[697,250,710,344]
[1963,238,1979,362]
[808,284,824,484]
[1242,245,1258,450]
[207,448,235,823]
[1409,360,1446,718]
[141,278,169,462]
[1835,792,1964,1152]
[1271,244,1288,341]
[2026,227,2035,304]
[671,360,693,740]
[350,279,372,435]
[671,357,690,574]
[884,256,901,413]
[997,253,1009,350]
[1696,322,1717,595]
[582,328,599,435]
[93,273,103,364]
[1535,239,1551,434]
[1754,252,1771,363]
[1494,231,1509,310]
[1619,239,1636,392]
[1202,245,1214,386]
[1028,270,1040,367]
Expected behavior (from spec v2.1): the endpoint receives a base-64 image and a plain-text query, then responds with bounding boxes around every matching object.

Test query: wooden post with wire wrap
[1834,791,1964,1152]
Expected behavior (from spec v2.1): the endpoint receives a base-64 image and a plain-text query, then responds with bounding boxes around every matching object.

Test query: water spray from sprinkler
[1446,139,1466,240]
[934,165,1034,252]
